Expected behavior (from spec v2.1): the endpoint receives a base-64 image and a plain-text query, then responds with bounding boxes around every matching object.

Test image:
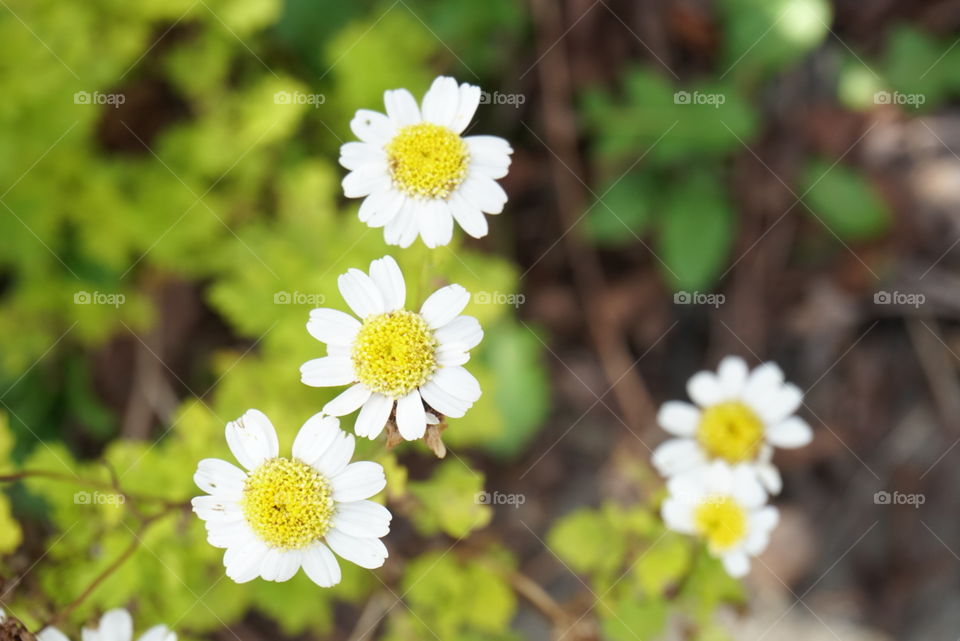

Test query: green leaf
[719,0,831,79]
[632,534,692,596]
[586,171,656,246]
[600,595,668,641]
[800,159,890,241]
[657,172,734,291]
[407,460,492,538]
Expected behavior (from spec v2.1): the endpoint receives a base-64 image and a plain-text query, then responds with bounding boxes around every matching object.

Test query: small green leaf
[586,172,656,246]
[407,460,491,538]
[657,172,734,291]
[800,159,890,241]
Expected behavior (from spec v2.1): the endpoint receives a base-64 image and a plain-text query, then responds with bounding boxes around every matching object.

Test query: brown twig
[527,0,657,433]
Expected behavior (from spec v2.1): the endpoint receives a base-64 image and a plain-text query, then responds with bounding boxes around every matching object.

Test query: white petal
[96,610,133,641]
[742,362,785,408]
[420,285,470,329]
[325,530,388,569]
[419,379,470,418]
[350,109,394,145]
[191,495,243,523]
[300,356,356,388]
[136,626,175,641]
[384,88,420,127]
[194,458,247,499]
[758,383,804,424]
[342,167,388,199]
[395,390,427,440]
[464,135,513,163]
[430,366,481,403]
[312,431,355,478]
[355,393,393,439]
[755,460,783,495]
[459,174,507,214]
[657,401,700,437]
[361,188,406,228]
[302,542,342,587]
[449,190,488,238]
[331,462,386,502]
[418,199,453,249]
[434,315,483,351]
[661,498,694,533]
[205,520,255,549]
[338,268,386,319]
[722,550,750,577]
[436,345,469,366]
[368,255,406,310]
[324,383,372,417]
[225,538,270,583]
[390,200,421,248]
[450,83,482,133]
[421,76,459,127]
[307,308,361,346]
[687,371,724,407]
[339,141,384,171]
[293,413,341,465]
[651,439,706,478]
[332,500,393,538]
[38,630,71,641]
[767,417,812,448]
[731,466,767,509]
[717,356,749,399]
[225,409,279,471]
[260,548,301,582]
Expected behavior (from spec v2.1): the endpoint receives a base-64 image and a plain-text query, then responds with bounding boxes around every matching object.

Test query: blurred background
[1,0,959,639]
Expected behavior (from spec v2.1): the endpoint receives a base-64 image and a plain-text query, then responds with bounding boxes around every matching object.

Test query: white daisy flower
[191,409,392,587]
[300,255,483,441]
[662,461,779,578]
[36,609,175,641]
[652,356,813,494]
[340,75,513,248]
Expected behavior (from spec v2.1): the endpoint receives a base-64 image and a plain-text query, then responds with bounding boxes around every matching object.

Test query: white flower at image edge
[662,461,779,578]
[36,609,175,641]
[340,75,513,248]
[192,409,392,587]
[652,356,813,494]
[300,255,482,441]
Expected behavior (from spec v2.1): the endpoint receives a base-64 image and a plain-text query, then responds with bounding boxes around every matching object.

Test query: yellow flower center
[697,401,764,463]
[694,494,748,551]
[386,122,469,199]
[241,457,333,550]
[352,310,438,398]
